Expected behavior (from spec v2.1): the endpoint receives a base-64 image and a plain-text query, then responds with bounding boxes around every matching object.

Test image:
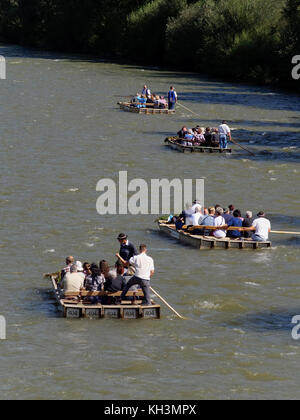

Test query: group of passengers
[169,201,271,242]
[59,234,155,306]
[176,121,232,149]
[130,85,178,110]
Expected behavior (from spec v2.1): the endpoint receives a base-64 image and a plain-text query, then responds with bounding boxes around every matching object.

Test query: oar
[177,101,200,117]
[177,101,255,156]
[230,137,255,156]
[271,230,300,235]
[150,287,188,320]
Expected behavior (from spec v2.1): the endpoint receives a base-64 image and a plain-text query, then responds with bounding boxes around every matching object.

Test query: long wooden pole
[177,101,255,156]
[271,230,300,235]
[177,101,200,117]
[183,225,300,236]
[230,137,255,156]
[150,287,187,320]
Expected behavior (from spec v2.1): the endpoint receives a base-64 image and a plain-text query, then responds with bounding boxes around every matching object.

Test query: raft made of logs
[47,275,161,319]
[165,137,232,153]
[157,221,271,250]
[118,102,175,115]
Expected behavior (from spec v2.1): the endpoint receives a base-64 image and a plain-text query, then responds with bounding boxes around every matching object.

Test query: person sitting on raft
[183,129,195,146]
[210,128,220,147]
[102,262,127,305]
[138,95,147,108]
[247,211,271,242]
[160,96,167,108]
[147,94,156,104]
[61,264,84,294]
[84,262,105,292]
[204,127,214,147]
[242,211,253,239]
[193,127,206,145]
[201,207,216,236]
[177,126,188,139]
[61,256,74,281]
[227,209,244,239]
[213,207,227,239]
[154,95,161,108]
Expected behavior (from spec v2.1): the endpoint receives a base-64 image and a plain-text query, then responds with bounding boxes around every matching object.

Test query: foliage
[0,0,299,90]
[125,0,187,62]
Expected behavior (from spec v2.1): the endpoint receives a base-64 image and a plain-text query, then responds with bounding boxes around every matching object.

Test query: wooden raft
[118,102,175,115]
[157,221,271,250]
[164,137,232,154]
[47,275,161,320]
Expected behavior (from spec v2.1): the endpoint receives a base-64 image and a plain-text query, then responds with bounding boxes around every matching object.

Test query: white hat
[75,261,83,272]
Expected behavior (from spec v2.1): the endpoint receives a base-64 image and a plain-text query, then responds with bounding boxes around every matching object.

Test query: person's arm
[115,253,130,267]
[227,126,232,141]
[150,259,155,278]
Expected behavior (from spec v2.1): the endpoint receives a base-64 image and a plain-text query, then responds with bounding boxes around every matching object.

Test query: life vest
[168,90,177,102]
[142,88,151,96]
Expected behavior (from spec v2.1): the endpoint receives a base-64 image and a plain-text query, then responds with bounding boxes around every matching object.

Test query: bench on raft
[63,289,145,305]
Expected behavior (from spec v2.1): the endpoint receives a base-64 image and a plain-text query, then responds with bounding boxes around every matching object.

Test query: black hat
[257,211,265,217]
[117,233,128,240]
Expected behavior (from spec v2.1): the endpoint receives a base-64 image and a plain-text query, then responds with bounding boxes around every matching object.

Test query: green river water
[0,43,300,400]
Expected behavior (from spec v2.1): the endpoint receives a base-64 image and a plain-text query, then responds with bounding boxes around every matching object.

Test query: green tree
[125,0,187,63]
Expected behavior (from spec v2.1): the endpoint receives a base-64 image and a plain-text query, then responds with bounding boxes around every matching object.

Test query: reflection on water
[0,43,300,400]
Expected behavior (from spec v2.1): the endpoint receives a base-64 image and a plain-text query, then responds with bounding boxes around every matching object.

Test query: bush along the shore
[0,0,299,91]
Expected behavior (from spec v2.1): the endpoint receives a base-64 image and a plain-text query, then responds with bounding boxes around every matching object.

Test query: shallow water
[0,44,300,400]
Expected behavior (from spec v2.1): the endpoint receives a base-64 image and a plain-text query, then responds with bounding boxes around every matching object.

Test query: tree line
[0,0,299,91]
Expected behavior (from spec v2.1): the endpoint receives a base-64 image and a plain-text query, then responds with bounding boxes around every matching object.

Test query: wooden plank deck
[118,102,175,115]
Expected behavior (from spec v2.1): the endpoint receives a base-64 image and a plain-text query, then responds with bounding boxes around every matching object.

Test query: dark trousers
[121,276,151,305]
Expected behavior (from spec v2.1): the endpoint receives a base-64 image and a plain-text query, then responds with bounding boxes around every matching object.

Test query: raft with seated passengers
[118,101,175,115]
[117,87,176,114]
[157,221,271,250]
[165,137,232,154]
[45,273,161,319]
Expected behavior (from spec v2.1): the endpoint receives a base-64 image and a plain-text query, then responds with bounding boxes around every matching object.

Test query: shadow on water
[23,288,59,318]
[228,309,300,333]
[227,128,300,163]
[178,91,300,112]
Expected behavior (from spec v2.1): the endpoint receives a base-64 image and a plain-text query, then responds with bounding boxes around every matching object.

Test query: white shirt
[62,273,85,293]
[129,253,154,281]
[185,208,194,225]
[252,217,271,240]
[219,124,231,136]
[192,212,203,226]
[214,216,227,238]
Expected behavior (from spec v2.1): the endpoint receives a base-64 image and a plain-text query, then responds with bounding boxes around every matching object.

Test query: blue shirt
[228,217,243,237]
[168,90,177,103]
[120,241,138,262]
[201,215,215,236]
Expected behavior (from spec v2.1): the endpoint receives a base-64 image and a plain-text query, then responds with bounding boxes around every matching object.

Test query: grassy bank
[0,0,299,91]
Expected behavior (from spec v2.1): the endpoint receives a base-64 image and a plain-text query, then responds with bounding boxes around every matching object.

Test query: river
[1,43,300,400]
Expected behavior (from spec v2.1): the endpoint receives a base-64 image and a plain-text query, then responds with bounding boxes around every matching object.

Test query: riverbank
[0,0,299,93]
